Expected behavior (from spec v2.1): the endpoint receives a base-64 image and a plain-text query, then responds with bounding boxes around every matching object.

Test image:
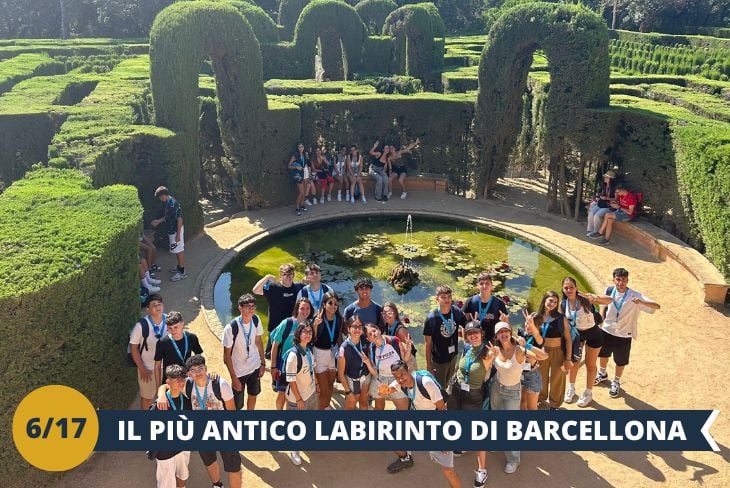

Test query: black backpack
[126,317,151,367]
[230,315,261,348]
[282,346,305,383]
[185,377,226,409]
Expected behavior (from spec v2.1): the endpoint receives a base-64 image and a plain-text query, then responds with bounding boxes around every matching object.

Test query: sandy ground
[56,180,730,488]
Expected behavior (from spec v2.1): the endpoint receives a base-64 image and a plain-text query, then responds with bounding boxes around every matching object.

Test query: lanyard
[323,315,337,346]
[564,299,578,327]
[237,317,255,355]
[149,314,167,338]
[165,391,183,411]
[371,340,386,375]
[387,321,399,336]
[307,286,323,311]
[540,317,553,338]
[347,338,364,376]
[438,308,455,335]
[193,378,209,411]
[463,345,484,385]
[169,332,188,363]
[299,345,315,383]
[611,288,630,318]
[477,296,494,322]
[405,374,417,410]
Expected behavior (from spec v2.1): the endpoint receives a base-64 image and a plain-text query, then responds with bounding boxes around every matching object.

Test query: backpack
[402,370,449,408]
[185,377,226,409]
[126,317,151,367]
[275,318,297,364]
[602,286,615,319]
[230,315,260,349]
[282,346,305,382]
[560,302,583,362]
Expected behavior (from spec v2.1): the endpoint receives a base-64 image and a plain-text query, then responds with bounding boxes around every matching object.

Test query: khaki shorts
[138,369,157,400]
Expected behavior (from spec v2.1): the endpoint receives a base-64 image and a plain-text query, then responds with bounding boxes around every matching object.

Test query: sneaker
[504,462,519,474]
[577,390,593,407]
[305,199,312,207]
[150,264,161,272]
[453,451,464,457]
[387,191,393,199]
[350,198,355,205]
[361,196,366,203]
[301,206,308,212]
[290,451,302,466]
[598,238,610,245]
[327,194,332,202]
[387,455,414,474]
[148,277,162,285]
[147,285,161,293]
[400,192,407,199]
[382,195,388,202]
[473,470,488,488]
[337,192,341,202]
[170,271,187,282]
[295,208,301,216]
[588,232,602,239]
[312,198,317,205]
[320,196,325,204]
[594,371,609,386]
[564,384,576,404]
[609,380,621,398]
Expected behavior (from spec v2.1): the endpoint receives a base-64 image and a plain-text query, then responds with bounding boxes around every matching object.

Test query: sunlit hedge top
[0,169,141,299]
[383,4,436,78]
[279,0,311,33]
[224,0,279,43]
[355,0,397,35]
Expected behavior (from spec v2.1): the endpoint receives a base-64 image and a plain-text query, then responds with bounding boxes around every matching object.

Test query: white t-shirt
[187,377,234,411]
[222,315,264,377]
[285,348,316,403]
[563,300,596,331]
[129,315,166,369]
[370,338,402,377]
[390,374,442,410]
[601,288,656,339]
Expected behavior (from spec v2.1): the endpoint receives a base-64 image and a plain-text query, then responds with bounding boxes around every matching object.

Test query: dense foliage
[355,0,398,35]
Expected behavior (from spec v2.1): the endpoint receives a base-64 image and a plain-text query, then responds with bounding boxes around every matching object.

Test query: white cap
[494,322,511,335]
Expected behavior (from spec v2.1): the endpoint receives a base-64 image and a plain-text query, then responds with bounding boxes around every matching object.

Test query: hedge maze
[0,5,728,483]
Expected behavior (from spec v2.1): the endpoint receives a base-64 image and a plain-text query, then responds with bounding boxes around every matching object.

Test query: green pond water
[214,215,590,346]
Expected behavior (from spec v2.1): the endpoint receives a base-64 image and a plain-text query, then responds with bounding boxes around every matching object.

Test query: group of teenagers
[129,262,660,488]
[287,139,419,215]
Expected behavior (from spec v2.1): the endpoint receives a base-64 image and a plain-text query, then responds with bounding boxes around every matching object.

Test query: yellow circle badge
[12,385,99,471]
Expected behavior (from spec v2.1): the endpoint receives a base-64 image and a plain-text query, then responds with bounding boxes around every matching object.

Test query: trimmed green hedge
[224,0,280,43]
[293,0,367,80]
[356,0,398,35]
[0,53,64,94]
[0,169,141,486]
[474,2,609,197]
[383,4,438,79]
[150,1,269,210]
[279,0,311,39]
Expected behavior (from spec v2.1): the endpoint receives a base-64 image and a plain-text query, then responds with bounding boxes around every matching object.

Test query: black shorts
[234,371,262,409]
[578,325,604,349]
[199,451,242,472]
[597,330,632,366]
[393,165,407,176]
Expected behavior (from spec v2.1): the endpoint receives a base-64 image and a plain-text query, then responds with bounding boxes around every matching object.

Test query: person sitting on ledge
[387,138,419,200]
[590,184,639,245]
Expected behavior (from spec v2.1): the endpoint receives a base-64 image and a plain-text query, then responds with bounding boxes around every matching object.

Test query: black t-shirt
[462,294,508,344]
[164,196,182,235]
[154,394,192,460]
[422,306,467,363]
[313,314,343,349]
[263,281,304,332]
[154,332,203,381]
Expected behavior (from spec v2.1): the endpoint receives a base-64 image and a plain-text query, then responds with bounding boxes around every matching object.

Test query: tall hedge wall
[224,0,280,43]
[383,4,436,79]
[150,1,269,210]
[293,0,367,80]
[355,0,398,35]
[0,169,141,486]
[474,2,609,197]
[279,0,311,39]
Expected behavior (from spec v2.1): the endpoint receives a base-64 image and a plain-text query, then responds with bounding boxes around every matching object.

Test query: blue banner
[95,410,719,452]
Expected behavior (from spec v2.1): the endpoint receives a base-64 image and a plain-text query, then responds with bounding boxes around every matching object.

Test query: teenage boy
[296,263,332,313]
[223,294,265,410]
[462,272,509,344]
[151,186,187,282]
[157,356,241,488]
[154,364,192,488]
[129,294,167,410]
[386,361,462,488]
[595,268,661,398]
[154,311,203,385]
[252,263,304,359]
[343,277,383,328]
[423,285,467,387]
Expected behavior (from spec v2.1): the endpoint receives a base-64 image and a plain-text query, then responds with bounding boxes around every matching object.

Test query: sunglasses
[326,301,339,306]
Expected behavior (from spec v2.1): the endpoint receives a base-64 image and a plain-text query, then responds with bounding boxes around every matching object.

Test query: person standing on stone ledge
[151,186,186,282]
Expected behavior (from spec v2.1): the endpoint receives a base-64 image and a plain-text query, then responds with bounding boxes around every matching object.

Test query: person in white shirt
[223,294,265,410]
[129,293,166,410]
[594,267,661,398]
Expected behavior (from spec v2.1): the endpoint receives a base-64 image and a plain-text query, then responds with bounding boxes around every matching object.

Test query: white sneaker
[170,271,187,282]
[473,469,488,488]
[387,191,393,199]
[337,192,341,202]
[148,277,161,285]
[147,285,161,293]
[350,197,355,205]
[577,389,593,408]
[564,384,576,404]
[312,198,317,205]
[320,196,325,204]
[305,199,312,206]
[400,191,407,199]
[361,196,366,203]
[290,451,302,466]
[504,462,519,474]
[327,194,331,202]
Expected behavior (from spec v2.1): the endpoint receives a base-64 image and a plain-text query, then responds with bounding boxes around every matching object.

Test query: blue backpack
[402,370,449,409]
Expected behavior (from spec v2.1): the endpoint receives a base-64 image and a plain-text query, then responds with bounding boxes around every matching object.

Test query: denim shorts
[615,210,632,222]
[521,368,542,394]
